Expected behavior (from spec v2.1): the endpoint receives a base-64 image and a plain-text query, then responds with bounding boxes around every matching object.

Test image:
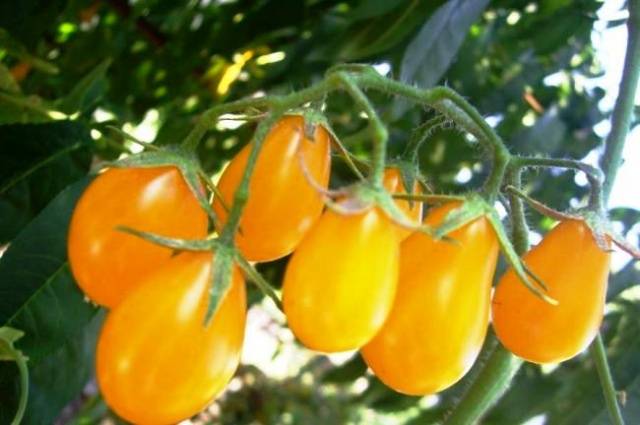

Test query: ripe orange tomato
[213,115,332,262]
[97,252,246,425]
[362,203,498,395]
[68,166,208,307]
[382,167,423,240]
[492,219,610,364]
[282,206,399,352]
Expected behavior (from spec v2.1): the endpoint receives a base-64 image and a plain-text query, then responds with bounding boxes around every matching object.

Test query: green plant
[1,1,639,424]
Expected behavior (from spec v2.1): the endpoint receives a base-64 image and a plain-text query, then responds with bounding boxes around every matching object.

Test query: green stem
[181,96,272,151]
[391,192,465,202]
[401,115,447,163]
[444,339,522,425]
[590,336,625,425]
[481,147,510,203]
[600,0,640,201]
[329,71,388,186]
[513,156,605,215]
[506,166,530,254]
[351,70,511,199]
[235,254,283,311]
[353,71,507,157]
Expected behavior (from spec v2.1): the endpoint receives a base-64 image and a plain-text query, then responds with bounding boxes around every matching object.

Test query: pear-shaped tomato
[362,203,498,395]
[213,115,332,262]
[382,167,423,240]
[68,166,208,307]
[282,206,399,352]
[97,252,246,425]
[492,219,610,364]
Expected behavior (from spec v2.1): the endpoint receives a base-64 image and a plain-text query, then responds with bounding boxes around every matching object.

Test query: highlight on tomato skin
[282,205,400,353]
[361,203,499,395]
[382,167,423,240]
[67,166,209,308]
[213,114,332,263]
[96,252,246,425]
[492,219,610,364]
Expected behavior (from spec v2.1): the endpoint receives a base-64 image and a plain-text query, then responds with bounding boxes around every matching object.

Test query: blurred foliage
[0,0,638,424]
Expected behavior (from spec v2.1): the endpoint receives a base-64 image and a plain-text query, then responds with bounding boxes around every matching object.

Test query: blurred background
[0,0,639,424]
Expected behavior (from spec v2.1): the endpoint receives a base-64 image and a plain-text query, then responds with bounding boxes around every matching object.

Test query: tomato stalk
[512,156,606,216]
[505,166,529,254]
[391,192,464,203]
[181,96,272,152]
[327,71,389,187]
[234,254,283,311]
[401,114,448,163]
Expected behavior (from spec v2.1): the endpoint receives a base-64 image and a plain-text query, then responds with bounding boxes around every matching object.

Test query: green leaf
[55,59,112,115]
[0,121,92,243]
[511,108,568,156]
[400,0,490,88]
[0,177,96,329]
[0,178,101,425]
[334,0,441,61]
[393,0,489,118]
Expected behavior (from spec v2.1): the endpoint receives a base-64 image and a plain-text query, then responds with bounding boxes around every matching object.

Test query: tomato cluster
[68,115,610,423]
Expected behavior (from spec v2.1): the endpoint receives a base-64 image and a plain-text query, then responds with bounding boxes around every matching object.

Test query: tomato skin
[213,115,332,262]
[282,206,399,353]
[68,166,208,307]
[382,167,423,240]
[361,203,498,395]
[492,220,610,364]
[97,252,246,425]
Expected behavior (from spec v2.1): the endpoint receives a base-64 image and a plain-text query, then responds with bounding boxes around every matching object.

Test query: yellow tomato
[492,219,610,364]
[68,166,208,307]
[362,203,498,395]
[282,206,399,352]
[97,252,246,425]
[213,115,332,262]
